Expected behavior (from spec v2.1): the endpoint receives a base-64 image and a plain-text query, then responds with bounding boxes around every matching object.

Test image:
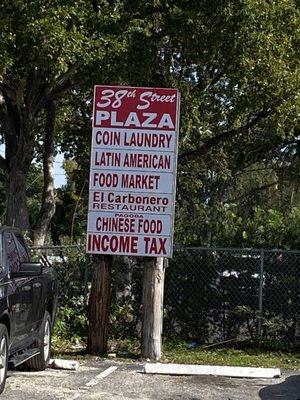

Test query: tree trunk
[87,254,112,355]
[1,87,34,232]
[1,63,81,235]
[6,167,31,230]
[141,257,165,361]
[33,100,57,246]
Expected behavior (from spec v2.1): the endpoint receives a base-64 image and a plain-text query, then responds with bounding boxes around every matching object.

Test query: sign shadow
[259,374,300,400]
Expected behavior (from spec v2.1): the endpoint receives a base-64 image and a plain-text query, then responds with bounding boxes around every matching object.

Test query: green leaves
[1,0,299,246]
[0,0,124,84]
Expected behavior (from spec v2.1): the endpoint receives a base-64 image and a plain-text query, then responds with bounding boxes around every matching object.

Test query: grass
[52,337,300,371]
[163,339,300,371]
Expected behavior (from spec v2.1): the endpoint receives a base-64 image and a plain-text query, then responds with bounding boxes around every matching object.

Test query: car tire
[0,324,9,394]
[27,311,51,370]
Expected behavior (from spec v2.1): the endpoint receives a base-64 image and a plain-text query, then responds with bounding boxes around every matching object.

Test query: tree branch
[233,166,275,178]
[33,100,57,245]
[0,155,6,171]
[53,61,83,93]
[204,68,226,92]
[91,0,99,12]
[33,60,83,114]
[227,180,279,204]
[179,108,274,162]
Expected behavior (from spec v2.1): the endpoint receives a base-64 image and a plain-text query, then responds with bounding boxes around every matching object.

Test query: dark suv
[0,226,58,393]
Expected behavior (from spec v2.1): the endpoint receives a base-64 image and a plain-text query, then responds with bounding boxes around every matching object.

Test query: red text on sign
[144,237,167,255]
[87,234,138,254]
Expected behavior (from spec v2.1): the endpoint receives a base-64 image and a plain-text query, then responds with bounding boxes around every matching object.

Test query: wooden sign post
[142,257,165,360]
[86,86,180,358]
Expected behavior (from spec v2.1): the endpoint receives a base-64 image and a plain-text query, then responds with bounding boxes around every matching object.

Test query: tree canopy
[0,0,299,248]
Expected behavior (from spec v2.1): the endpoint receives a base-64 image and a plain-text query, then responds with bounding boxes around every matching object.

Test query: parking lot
[1,360,299,400]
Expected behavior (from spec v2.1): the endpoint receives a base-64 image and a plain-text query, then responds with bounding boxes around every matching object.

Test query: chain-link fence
[30,245,300,345]
[30,244,93,340]
[165,247,300,344]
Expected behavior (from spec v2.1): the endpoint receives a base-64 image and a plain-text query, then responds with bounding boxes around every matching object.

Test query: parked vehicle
[0,226,58,393]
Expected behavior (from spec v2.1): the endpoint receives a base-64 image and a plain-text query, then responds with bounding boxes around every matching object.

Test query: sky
[53,152,67,187]
[0,144,67,188]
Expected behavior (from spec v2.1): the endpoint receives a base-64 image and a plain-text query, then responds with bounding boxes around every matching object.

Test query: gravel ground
[1,360,300,400]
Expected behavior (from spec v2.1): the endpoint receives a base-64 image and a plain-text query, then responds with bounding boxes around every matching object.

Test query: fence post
[258,249,264,338]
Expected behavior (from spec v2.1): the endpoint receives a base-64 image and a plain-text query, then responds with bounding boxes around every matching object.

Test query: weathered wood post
[142,257,165,360]
[87,254,112,355]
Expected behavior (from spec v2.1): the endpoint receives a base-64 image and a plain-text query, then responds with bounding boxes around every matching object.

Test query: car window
[4,232,20,273]
[14,234,30,263]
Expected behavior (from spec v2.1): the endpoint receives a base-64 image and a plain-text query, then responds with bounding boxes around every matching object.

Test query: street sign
[86,85,180,257]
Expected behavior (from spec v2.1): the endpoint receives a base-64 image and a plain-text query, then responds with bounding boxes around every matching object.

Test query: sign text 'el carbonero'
[86,85,180,257]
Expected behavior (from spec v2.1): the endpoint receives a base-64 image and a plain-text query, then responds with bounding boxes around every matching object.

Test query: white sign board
[86,85,180,257]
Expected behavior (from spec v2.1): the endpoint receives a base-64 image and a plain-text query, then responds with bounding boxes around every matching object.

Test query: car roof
[0,226,21,234]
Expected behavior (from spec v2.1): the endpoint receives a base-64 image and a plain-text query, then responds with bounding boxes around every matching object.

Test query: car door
[4,231,34,351]
[14,233,44,333]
